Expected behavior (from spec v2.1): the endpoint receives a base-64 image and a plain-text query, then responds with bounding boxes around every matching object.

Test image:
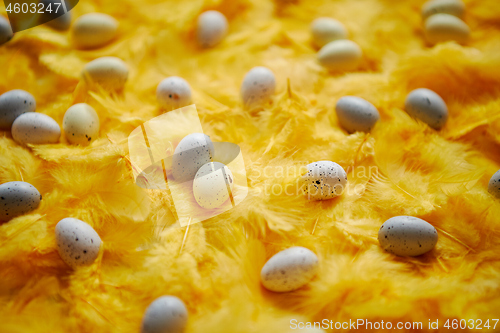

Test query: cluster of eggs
[422,0,470,45]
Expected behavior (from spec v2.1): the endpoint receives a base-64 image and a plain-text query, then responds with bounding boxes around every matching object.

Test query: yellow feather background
[1,0,500,332]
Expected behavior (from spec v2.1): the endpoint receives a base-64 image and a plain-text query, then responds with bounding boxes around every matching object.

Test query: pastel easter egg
[404,88,448,130]
[171,133,214,183]
[0,16,13,46]
[335,96,380,133]
[197,10,228,48]
[260,246,319,292]
[193,162,234,209]
[156,77,192,110]
[488,169,500,199]
[0,181,41,221]
[63,103,100,145]
[0,89,36,130]
[424,13,470,45]
[422,0,465,19]
[241,66,276,107]
[378,216,438,257]
[11,112,61,145]
[317,39,362,72]
[82,56,129,91]
[301,161,347,201]
[141,296,188,333]
[55,218,101,268]
[311,17,348,48]
[72,13,118,48]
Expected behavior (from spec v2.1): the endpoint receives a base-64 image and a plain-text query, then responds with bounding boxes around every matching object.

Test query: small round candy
[0,16,13,46]
[156,77,192,111]
[424,13,470,45]
[197,10,228,48]
[141,296,188,333]
[261,247,319,292]
[55,218,101,268]
[63,103,100,145]
[335,96,380,133]
[317,39,362,72]
[72,13,118,49]
[421,0,465,20]
[311,17,348,48]
[0,181,41,221]
[82,57,129,91]
[404,88,448,130]
[240,66,276,107]
[301,161,347,201]
[193,162,234,209]
[488,169,500,199]
[12,112,61,145]
[0,90,36,131]
[378,216,438,257]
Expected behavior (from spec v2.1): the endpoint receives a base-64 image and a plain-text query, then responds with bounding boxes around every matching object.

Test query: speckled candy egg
[488,169,500,199]
[241,66,276,106]
[0,181,41,221]
[378,216,438,257]
[260,246,319,292]
[156,77,192,110]
[63,103,100,145]
[422,0,465,19]
[335,96,380,133]
[141,296,188,333]
[301,161,347,201]
[0,16,13,46]
[424,13,470,45]
[171,133,214,182]
[0,89,36,130]
[55,218,101,268]
[193,162,234,209]
[82,57,129,91]
[404,88,448,130]
[317,39,362,72]
[311,17,348,48]
[197,10,228,48]
[72,13,118,48]
[12,112,61,145]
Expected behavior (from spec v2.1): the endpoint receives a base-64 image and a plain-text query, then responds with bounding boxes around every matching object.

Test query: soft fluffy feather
[1,0,500,332]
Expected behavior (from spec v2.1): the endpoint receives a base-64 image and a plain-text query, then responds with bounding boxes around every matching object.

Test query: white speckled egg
[378,216,438,257]
[63,103,100,145]
[311,17,348,48]
[0,90,36,130]
[12,112,60,145]
[156,77,192,110]
[82,56,128,91]
[317,39,362,72]
[404,88,448,130]
[335,96,380,133]
[197,10,228,48]
[422,0,465,19]
[55,218,101,268]
[0,16,13,46]
[488,169,500,199]
[241,66,276,106]
[141,296,188,333]
[424,13,470,45]
[301,161,347,201]
[172,133,214,182]
[0,181,41,221]
[193,162,234,209]
[260,246,319,292]
[72,13,118,48]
